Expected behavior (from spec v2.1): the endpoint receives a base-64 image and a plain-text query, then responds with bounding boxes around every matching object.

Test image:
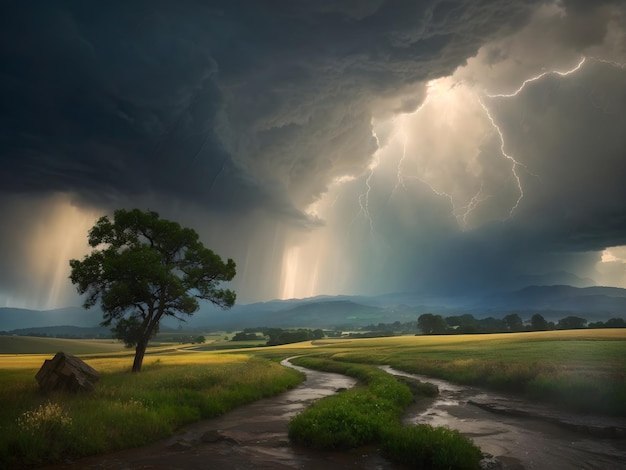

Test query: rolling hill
[2,285,625,332]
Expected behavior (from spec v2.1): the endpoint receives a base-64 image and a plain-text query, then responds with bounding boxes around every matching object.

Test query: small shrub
[289,390,384,449]
[381,424,482,470]
[16,401,73,437]
[11,401,74,465]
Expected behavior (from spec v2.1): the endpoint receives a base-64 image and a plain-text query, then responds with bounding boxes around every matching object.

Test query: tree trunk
[132,336,149,372]
[132,312,163,372]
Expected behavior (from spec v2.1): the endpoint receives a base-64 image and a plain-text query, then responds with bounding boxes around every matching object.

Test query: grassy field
[255,329,626,415]
[1,329,624,468]
[0,336,132,355]
[0,334,270,356]
[0,350,304,468]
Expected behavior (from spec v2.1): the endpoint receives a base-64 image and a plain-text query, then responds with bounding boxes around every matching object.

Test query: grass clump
[381,424,482,470]
[289,388,391,449]
[0,353,303,468]
[11,401,75,463]
[396,375,439,398]
[288,357,412,449]
[288,357,482,469]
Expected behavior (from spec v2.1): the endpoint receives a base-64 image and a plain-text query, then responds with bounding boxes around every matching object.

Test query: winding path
[383,366,626,470]
[43,358,395,469]
[43,360,626,470]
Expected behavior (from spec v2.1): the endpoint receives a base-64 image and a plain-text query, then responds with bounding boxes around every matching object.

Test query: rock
[35,352,100,393]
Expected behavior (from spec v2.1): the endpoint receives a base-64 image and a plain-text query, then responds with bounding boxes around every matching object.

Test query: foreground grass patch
[381,423,482,470]
[288,357,413,449]
[288,357,482,469]
[0,353,303,468]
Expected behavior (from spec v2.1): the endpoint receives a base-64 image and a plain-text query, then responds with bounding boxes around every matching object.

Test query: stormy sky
[2,0,626,310]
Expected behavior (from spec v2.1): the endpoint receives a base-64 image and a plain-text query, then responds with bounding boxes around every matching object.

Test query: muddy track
[41,361,626,470]
[42,358,396,469]
[382,366,626,470]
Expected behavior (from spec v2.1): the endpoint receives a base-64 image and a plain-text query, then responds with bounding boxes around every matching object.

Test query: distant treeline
[231,324,423,344]
[417,313,626,335]
[232,327,326,345]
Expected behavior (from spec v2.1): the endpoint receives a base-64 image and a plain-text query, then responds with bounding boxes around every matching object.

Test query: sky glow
[2,1,626,309]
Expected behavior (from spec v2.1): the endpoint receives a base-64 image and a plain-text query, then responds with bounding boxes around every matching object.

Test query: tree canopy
[69,209,236,372]
[503,313,524,332]
[530,313,549,331]
[556,315,587,330]
[417,313,447,335]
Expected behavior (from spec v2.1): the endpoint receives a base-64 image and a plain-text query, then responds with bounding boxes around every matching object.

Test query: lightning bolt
[478,56,620,217]
[477,98,524,217]
[388,89,487,229]
[355,128,381,234]
[394,128,409,193]
[594,57,626,69]
[348,55,625,234]
[391,95,432,198]
[460,184,487,228]
[486,57,586,98]
[358,161,377,234]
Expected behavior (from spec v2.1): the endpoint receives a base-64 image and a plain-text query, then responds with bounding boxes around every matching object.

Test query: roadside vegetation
[288,357,482,469]
[0,352,303,468]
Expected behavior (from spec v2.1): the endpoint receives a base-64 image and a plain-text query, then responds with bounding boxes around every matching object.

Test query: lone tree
[69,209,236,372]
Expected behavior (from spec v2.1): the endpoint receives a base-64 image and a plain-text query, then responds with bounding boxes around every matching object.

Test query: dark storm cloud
[0,0,543,219]
[490,59,626,252]
[323,0,626,297]
[0,1,259,212]
[3,0,626,308]
[391,57,626,296]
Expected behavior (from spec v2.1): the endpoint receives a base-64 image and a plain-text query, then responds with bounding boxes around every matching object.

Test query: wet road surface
[382,366,626,470]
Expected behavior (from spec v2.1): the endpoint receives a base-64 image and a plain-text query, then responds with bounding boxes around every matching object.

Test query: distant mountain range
[1,285,625,333]
[0,306,103,331]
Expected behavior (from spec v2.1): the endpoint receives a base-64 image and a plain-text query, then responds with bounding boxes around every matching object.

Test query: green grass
[257,329,626,416]
[0,335,191,355]
[0,352,303,468]
[187,339,268,351]
[287,357,482,469]
[381,424,482,470]
[0,336,131,355]
[287,357,414,449]
[2,329,624,468]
